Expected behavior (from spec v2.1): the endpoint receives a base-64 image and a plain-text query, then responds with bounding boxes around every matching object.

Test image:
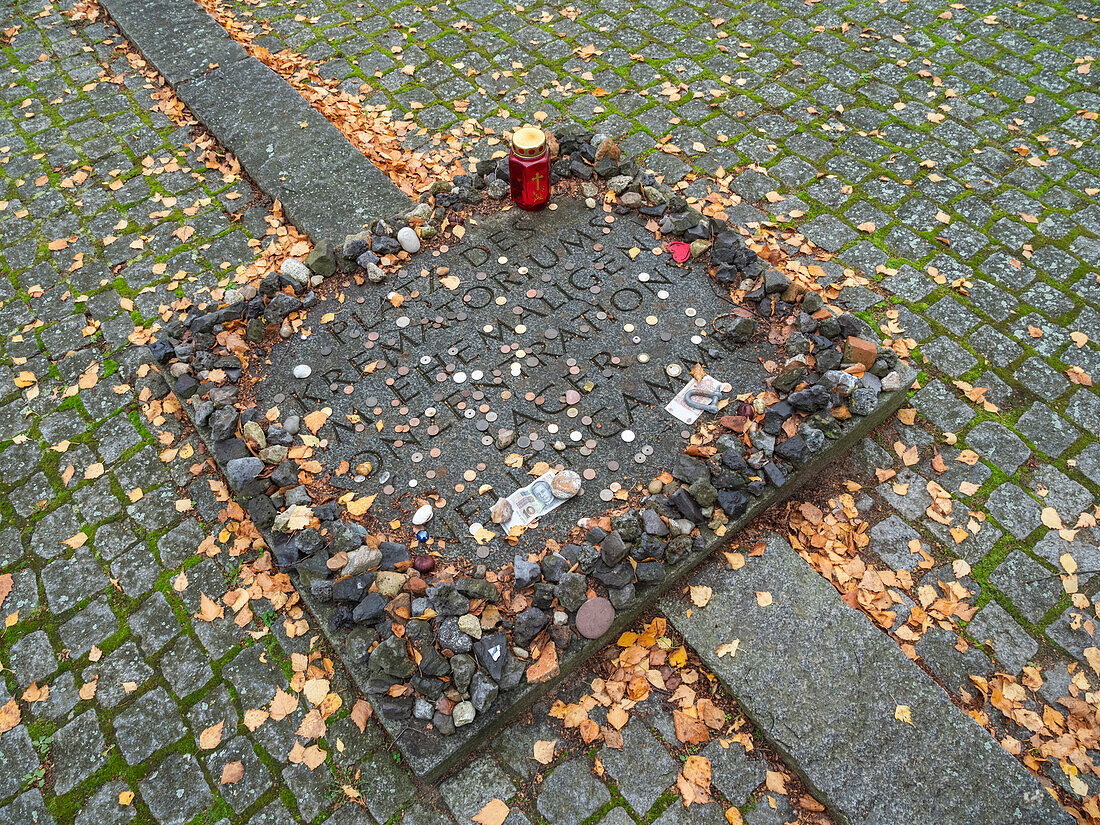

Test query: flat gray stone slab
[98,0,410,241]
[662,536,1072,825]
[256,199,770,563]
[175,198,916,782]
[96,0,248,82]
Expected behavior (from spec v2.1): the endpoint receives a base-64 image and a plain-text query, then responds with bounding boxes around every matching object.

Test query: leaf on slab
[715,640,740,659]
[532,739,556,764]
[894,704,914,727]
[199,720,224,750]
[270,687,299,721]
[1041,507,1063,529]
[673,709,711,745]
[0,697,20,735]
[350,698,372,732]
[196,592,224,622]
[689,585,713,607]
[243,708,269,731]
[473,799,510,825]
[220,760,245,784]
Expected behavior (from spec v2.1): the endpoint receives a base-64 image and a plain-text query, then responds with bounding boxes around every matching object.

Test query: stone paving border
[664,535,1072,825]
[97,0,411,242]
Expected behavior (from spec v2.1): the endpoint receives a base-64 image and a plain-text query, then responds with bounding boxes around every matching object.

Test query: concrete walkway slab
[663,536,1071,825]
[99,0,410,241]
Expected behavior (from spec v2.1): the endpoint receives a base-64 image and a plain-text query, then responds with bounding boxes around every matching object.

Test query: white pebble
[397,226,421,254]
[280,258,310,285]
[293,364,312,379]
[412,503,434,525]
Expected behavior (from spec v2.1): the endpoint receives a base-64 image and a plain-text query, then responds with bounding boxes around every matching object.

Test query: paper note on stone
[665,374,726,425]
[500,470,574,531]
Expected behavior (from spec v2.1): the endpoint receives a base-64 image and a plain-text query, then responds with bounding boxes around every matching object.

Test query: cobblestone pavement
[222,0,1100,740]
[0,4,820,825]
[3,0,1100,820]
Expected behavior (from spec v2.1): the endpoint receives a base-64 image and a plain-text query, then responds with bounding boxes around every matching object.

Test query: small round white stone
[396,226,420,253]
[293,364,312,379]
[411,503,433,525]
[280,258,310,285]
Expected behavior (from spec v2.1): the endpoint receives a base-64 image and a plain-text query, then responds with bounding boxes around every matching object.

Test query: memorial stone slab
[253,200,768,564]
[176,194,914,780]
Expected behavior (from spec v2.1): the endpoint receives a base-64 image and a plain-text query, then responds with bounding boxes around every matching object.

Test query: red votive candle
[509,126,550,211]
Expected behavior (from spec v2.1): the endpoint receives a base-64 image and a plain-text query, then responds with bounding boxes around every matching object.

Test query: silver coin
[635,453,646,463]
[642,445,654,456]
[599,489,614,502]
[621,429,636,443]
[453,371,467,384]
[396,316,410,328]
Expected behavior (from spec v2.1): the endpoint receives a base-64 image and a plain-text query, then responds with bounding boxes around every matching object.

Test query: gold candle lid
[511,127,546,159]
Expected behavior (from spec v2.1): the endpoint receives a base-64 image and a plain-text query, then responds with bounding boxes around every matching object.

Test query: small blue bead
[416,530,429,544]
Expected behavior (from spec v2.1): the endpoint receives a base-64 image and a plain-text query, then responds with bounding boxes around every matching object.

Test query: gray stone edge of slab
[97,0,411,242]
[662,540,1072,825]
[282,365,920,781]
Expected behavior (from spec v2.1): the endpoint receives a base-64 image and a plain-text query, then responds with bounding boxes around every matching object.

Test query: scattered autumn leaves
[542,617,827,822]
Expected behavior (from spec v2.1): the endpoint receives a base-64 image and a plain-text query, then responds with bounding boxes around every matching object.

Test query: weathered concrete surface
[98,0,410,241]
[93,0,249,82]
[663,536,1072,825]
